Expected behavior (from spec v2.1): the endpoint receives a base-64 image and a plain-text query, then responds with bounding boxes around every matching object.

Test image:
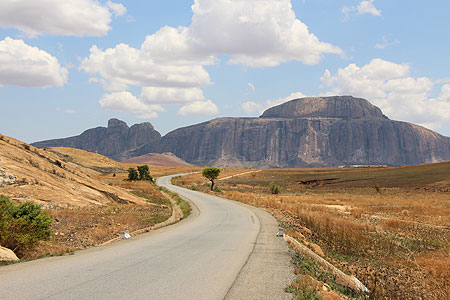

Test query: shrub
[0,195,53,256]
[128,166,153,182]
[269,181,281,194]
[127,168,139,181]
[137,165,153,181]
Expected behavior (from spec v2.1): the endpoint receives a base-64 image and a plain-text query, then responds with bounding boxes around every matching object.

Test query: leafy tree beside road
[202,167,221,191]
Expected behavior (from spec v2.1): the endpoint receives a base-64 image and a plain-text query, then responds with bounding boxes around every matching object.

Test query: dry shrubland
[173,164,450,299]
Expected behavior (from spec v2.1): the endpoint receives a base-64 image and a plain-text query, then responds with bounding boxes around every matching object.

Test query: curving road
[0,175,262,300]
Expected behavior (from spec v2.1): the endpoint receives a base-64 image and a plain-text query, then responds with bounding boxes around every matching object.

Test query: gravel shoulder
[225,202,295,300]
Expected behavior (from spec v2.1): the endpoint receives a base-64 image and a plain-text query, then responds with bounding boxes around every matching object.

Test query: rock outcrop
[33,96,450,168]
[132,96,450,167]
[32,119,161,161]
[0,246,19,261]
[0,167,16,187]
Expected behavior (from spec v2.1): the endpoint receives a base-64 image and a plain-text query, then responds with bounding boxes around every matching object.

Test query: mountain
[130,96,450,167]
[33,96,450,168]
[32,118,161,161]
[123,152,194,167]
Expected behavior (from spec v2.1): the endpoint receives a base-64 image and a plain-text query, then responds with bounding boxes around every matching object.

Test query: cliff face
[33,96,450,167]
[32,119,161,161]
[131,96,450,167]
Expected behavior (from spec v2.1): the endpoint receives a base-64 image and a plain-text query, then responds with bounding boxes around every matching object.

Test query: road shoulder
[225,203,295,300]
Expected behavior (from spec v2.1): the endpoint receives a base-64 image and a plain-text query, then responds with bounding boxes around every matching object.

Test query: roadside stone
[319,291,344,300]
[0,246,19,261]
[309,242,325,257]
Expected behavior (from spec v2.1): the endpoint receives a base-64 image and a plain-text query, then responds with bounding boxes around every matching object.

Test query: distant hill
[123,152,194,167]
[33,96,450,168]
[32,118,161,161]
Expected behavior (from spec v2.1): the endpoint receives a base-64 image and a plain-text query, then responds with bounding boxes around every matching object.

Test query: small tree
[202,167,221,191]
[137,165,152,181]
[127,168,139,181]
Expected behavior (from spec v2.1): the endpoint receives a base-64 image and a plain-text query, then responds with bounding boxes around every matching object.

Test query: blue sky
[0,0,449,143]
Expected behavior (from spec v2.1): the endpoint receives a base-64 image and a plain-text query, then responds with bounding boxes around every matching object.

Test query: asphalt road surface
[0,175,264,300]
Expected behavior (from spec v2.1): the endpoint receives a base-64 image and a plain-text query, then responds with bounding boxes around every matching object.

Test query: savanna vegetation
[173,163,450,300]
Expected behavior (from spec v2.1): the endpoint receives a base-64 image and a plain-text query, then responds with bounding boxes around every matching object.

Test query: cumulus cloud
[80,44,211,91]
[357,0,382,16]
[178,100,219,116]
[343,0,381,20]
[106,1,127,17]
[82,0,340,118]
[99,91,165,119]
[141,87,206,105]
[187,0,342,67]
[242,91,306,115]
[0,37,68,87]
[0,0,126,37]
[321,58,450,130]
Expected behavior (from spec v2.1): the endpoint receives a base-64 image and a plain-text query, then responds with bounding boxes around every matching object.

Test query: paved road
[0,175,261,300]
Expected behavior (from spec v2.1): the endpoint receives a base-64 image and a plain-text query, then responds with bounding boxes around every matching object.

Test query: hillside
[0,135,147,207]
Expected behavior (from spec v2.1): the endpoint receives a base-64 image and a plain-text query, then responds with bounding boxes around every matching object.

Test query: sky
[0,0,449,143]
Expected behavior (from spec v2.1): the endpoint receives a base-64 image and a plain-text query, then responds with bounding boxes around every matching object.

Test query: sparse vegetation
[127,167,139,181]
[202,167,221,191]
[0,195,53,257]
[173,164,450,299]
[127,165,153,182]
[269,181,281,194]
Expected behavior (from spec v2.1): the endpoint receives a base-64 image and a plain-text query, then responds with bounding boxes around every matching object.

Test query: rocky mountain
[33,96,450,168]
[32,118,161,161]
[131,96,450,167]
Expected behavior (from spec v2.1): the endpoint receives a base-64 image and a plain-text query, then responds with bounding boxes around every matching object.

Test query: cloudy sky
[0,0,449,143]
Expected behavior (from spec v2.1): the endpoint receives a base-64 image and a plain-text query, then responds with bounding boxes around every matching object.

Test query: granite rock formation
[33,96,450,167]
[32,119,161,161]
[132,96,450,167]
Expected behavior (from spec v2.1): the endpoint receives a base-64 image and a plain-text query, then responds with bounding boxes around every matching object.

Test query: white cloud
[375,36,400,49]
[80,44,211,91]
[357,0,382,16]
[81,0,340,118]
[178,100,219,116]
[0,37,68,87]
[321,58,450,130]
[343,0,381,20]
[106,1,127,17]
[248,82,256,91]
[99,91,165,119]
[141,87,206,105]
[0,0,125,37]
[242,91,306,115]
[187,0,342,67]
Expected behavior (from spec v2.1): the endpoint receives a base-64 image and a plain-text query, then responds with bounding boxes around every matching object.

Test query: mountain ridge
[32,96,450,168]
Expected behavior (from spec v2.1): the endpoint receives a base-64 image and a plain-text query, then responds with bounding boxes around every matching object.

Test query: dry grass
[174,164,450,299]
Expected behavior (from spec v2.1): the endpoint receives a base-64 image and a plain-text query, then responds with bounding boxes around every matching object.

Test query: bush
[137,165,153,181]
[127,166,153,182]
[127,168,139,181]
[0,195,53,256]
[269,181,281,194]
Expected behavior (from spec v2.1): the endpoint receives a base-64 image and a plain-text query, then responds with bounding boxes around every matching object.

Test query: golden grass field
[0,136,198,260]
[173,163,450,300]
